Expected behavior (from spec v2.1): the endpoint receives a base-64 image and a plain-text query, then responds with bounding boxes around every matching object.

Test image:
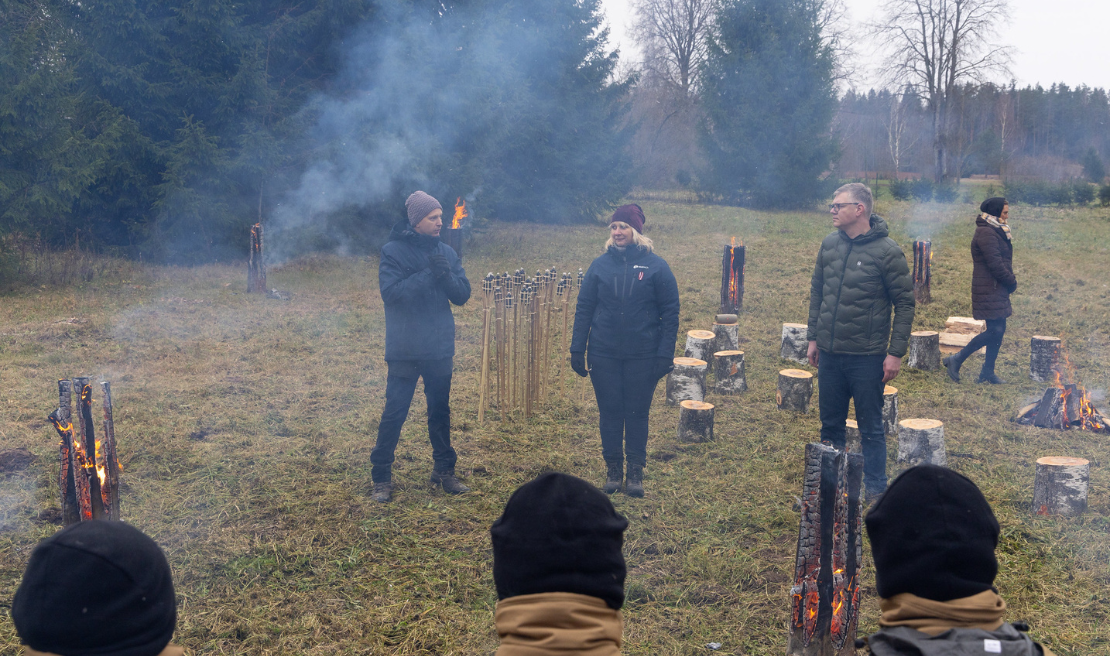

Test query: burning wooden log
[248,223,266,293]
[845,419,861,454]
[907,331,941,370]
[1030,336,1062,382]
[1016,383,1110,433]
[684,330,717,363]
[440,197,467,258]
[781,323,809,364]
[1032,457,1089,516]
[712,314,739,352]
[778,369,814,413]
[883,386,899,438]
[677,400,715,442]
[48,377,121,525]
[788,443,864,656]
[720,240,745,314]
[713,350,747,395]
[896,419,946,468]
[666,357,707,406]
[912,240,932,304]
[48,380,81,526]
[99,381,121,520]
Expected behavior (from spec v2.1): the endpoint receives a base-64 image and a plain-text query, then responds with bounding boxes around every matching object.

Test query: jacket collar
[606,245,648,262]
[840,214,889,244]
[390,220,441,251]
[878,590,1006,636]
[495,592,622,655]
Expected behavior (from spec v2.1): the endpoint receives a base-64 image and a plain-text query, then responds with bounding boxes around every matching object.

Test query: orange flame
[452,198,468,229]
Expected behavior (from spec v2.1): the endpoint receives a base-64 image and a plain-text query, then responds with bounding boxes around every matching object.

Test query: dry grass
[1,199,1109,655]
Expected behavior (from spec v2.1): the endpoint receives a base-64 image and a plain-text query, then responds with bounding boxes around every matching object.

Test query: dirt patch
[0,448,35,473]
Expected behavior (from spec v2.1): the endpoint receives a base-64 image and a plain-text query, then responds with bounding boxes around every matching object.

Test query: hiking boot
[624,463,644,498]
[372,482,393,503]
[943,355,961,383]
[603,462,623,495]
[977,373,1006,384]
[430,470,470,494]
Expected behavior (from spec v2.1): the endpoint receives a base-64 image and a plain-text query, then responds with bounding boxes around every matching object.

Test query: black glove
[654,357,674,380]
[428,252,450,278]
[570,352,588,377]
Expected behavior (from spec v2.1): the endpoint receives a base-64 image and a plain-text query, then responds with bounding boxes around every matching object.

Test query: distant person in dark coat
[570,204,680,497]
[863,465,1054,655]
[371,190,471,503]
[944,197,1016,385]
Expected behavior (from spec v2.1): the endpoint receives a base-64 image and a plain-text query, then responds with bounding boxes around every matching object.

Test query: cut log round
[712,322,740,353]
[678,400,715,442]
[883,386,899,438]
[684,330,717,362]
[1032,456,1089,516]
[781,323,809,364]
[666,357,708,406]
[896,419,946,468]
[713,350,747,395]
[777,369,813,413]
[1030,336,1062,382]
[907,331,941,370]
[845,419,861,454]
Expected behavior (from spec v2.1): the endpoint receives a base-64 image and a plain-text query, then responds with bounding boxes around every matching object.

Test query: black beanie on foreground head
[491,472,629,610]
[865,465,1000,602]
[13,520,177,656]
[980,197,1007,218]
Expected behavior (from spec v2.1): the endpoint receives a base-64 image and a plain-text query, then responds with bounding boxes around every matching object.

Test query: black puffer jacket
[867,624,1048,655]
[807,215,916,357]
[379,221,471,361]
[970,216,1015,320]
[570,246,680,360]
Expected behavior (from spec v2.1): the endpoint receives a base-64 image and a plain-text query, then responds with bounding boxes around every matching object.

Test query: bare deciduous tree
[885,88,919,174]
[632,0,714,96]
[872,0,1011,181]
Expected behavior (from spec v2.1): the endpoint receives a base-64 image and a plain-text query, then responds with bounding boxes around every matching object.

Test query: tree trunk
[713,350,747,395]
[778,369,814,413]
[907,331,941,370]
[1030,336,1062,382]
[781,323,809,364]
[684,330,717,363]
[678,400,715,442]
[666,357,707,406]
[713,322,739,353]
[883,386,899,438]
[845,419,861,454]
[1032,457,1089,516]
[896,419,946,468]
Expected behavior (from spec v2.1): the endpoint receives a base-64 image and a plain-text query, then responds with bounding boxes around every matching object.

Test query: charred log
[912,240,932,304]
[720,243,745,314]
[248,223,266,293]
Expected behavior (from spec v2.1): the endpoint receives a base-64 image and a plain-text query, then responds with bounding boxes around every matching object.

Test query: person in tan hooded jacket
[490,472,629,655]
[864,465,1053,655]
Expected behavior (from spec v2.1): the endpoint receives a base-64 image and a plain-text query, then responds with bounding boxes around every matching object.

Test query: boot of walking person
[430,469,470,494]
[624,463,644,497]
[603,461,623,494]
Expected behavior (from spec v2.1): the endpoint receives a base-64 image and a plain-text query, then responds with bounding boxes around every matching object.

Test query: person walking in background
[807,183,915,501]
[863,465,1054,655]
[944,197,1016,385]
[490,472,628,656]
[570,204,680,497]
[371,191,471,503]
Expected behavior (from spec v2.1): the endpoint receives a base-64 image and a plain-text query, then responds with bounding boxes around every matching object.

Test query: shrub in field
[1081,147,1106,183]
[1099,184,1110,207]
[889,178,912,200]
[1047,183,1074,206]
[933,182,958,203]
[910,178,934,201]
[1072,181,1095,205]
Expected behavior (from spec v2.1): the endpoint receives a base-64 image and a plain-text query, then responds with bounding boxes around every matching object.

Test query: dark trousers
[588,355,660,467]
[817,350,887,494]
[954,317,1006,379]
[371,359,456,483]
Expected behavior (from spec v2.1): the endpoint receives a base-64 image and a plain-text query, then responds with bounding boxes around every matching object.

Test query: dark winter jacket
[867,624,1048,656]
[570,246,680,360]
[807,215,916,357]
[379,221,471,361]
[970,216,1016,320]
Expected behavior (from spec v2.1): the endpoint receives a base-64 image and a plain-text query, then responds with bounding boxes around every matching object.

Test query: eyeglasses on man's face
[828,202,862,212]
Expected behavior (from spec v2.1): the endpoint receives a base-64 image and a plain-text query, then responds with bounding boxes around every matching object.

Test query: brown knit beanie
[406,191,442,227]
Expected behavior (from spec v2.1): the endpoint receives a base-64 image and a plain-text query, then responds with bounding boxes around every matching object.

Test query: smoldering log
[777,369,813,413]
[74,377,107,520]
[713,350,747,395]
[1032,457,1089,516]
[684,330,717,363]
[49,379,80,526]
[883,386,899,438]
[912,240,932,304]
[781,323,809,364]
[720,242,745,314]
[70,377,95,520]
[907,331,941,370]
[440,227,463,259]
[248,223,266,293]
[1032,388,1065,429]
[1030,336,1062,382]
[896,419,946,468]
[677,400,715,443]
[100,381,121,520]
[666,357,708,406]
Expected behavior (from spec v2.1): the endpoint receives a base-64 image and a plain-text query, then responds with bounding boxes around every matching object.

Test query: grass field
[1,198,1109,655]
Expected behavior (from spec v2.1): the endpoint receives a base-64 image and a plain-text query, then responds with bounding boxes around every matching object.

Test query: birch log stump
[1030,336,1062,382]
[684,330,717,363]
[713,321,740,353]
[713,350,747,394]
[666,357,707,406]
[896,419,946,468]
[1032,457,1089,516]
[777,369,813,413]
[907,331,941,370]
[678,400,715,442]
[883,386,899,438]
[781,323,809,364]
[845,419,862,454]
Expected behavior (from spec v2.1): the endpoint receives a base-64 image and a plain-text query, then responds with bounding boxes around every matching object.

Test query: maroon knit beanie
[610,204,645,234]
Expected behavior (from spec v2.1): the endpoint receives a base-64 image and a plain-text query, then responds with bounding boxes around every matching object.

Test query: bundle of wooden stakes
[477,267,584,422]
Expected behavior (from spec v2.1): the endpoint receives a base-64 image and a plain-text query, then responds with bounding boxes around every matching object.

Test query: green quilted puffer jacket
[806,215,916,357]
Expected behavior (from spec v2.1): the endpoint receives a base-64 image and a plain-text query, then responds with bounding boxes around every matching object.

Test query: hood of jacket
[841,214,890,245]
[495,592,622,656]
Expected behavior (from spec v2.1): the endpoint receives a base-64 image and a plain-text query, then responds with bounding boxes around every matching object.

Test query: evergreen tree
[1081,147,1106,183]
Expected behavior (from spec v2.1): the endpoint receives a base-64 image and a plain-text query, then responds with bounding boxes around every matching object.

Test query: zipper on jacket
[828,241,854,348]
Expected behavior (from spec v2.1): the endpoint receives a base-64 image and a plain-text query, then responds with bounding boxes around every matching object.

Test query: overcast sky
[599,0,1110,92]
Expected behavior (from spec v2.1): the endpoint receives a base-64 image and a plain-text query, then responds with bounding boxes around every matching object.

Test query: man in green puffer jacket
[806,183,915,498]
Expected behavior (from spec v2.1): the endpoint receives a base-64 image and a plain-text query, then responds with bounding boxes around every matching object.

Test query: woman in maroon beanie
[570,204,680,497]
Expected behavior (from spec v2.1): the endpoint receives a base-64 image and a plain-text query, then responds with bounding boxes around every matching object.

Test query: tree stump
[896,419,946,468]
[845,419,861,454]
[777,369,813,413]
[781,323,809,364]
[678,400,715,442]
[1030,336,1062,382]
[883,386,899,438]
[907,331,941,370]
[713,322,739,353]
[684,330,717,363]
[1032,456,1089,516]
[713,350,747,395]
[666,357,708,406]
